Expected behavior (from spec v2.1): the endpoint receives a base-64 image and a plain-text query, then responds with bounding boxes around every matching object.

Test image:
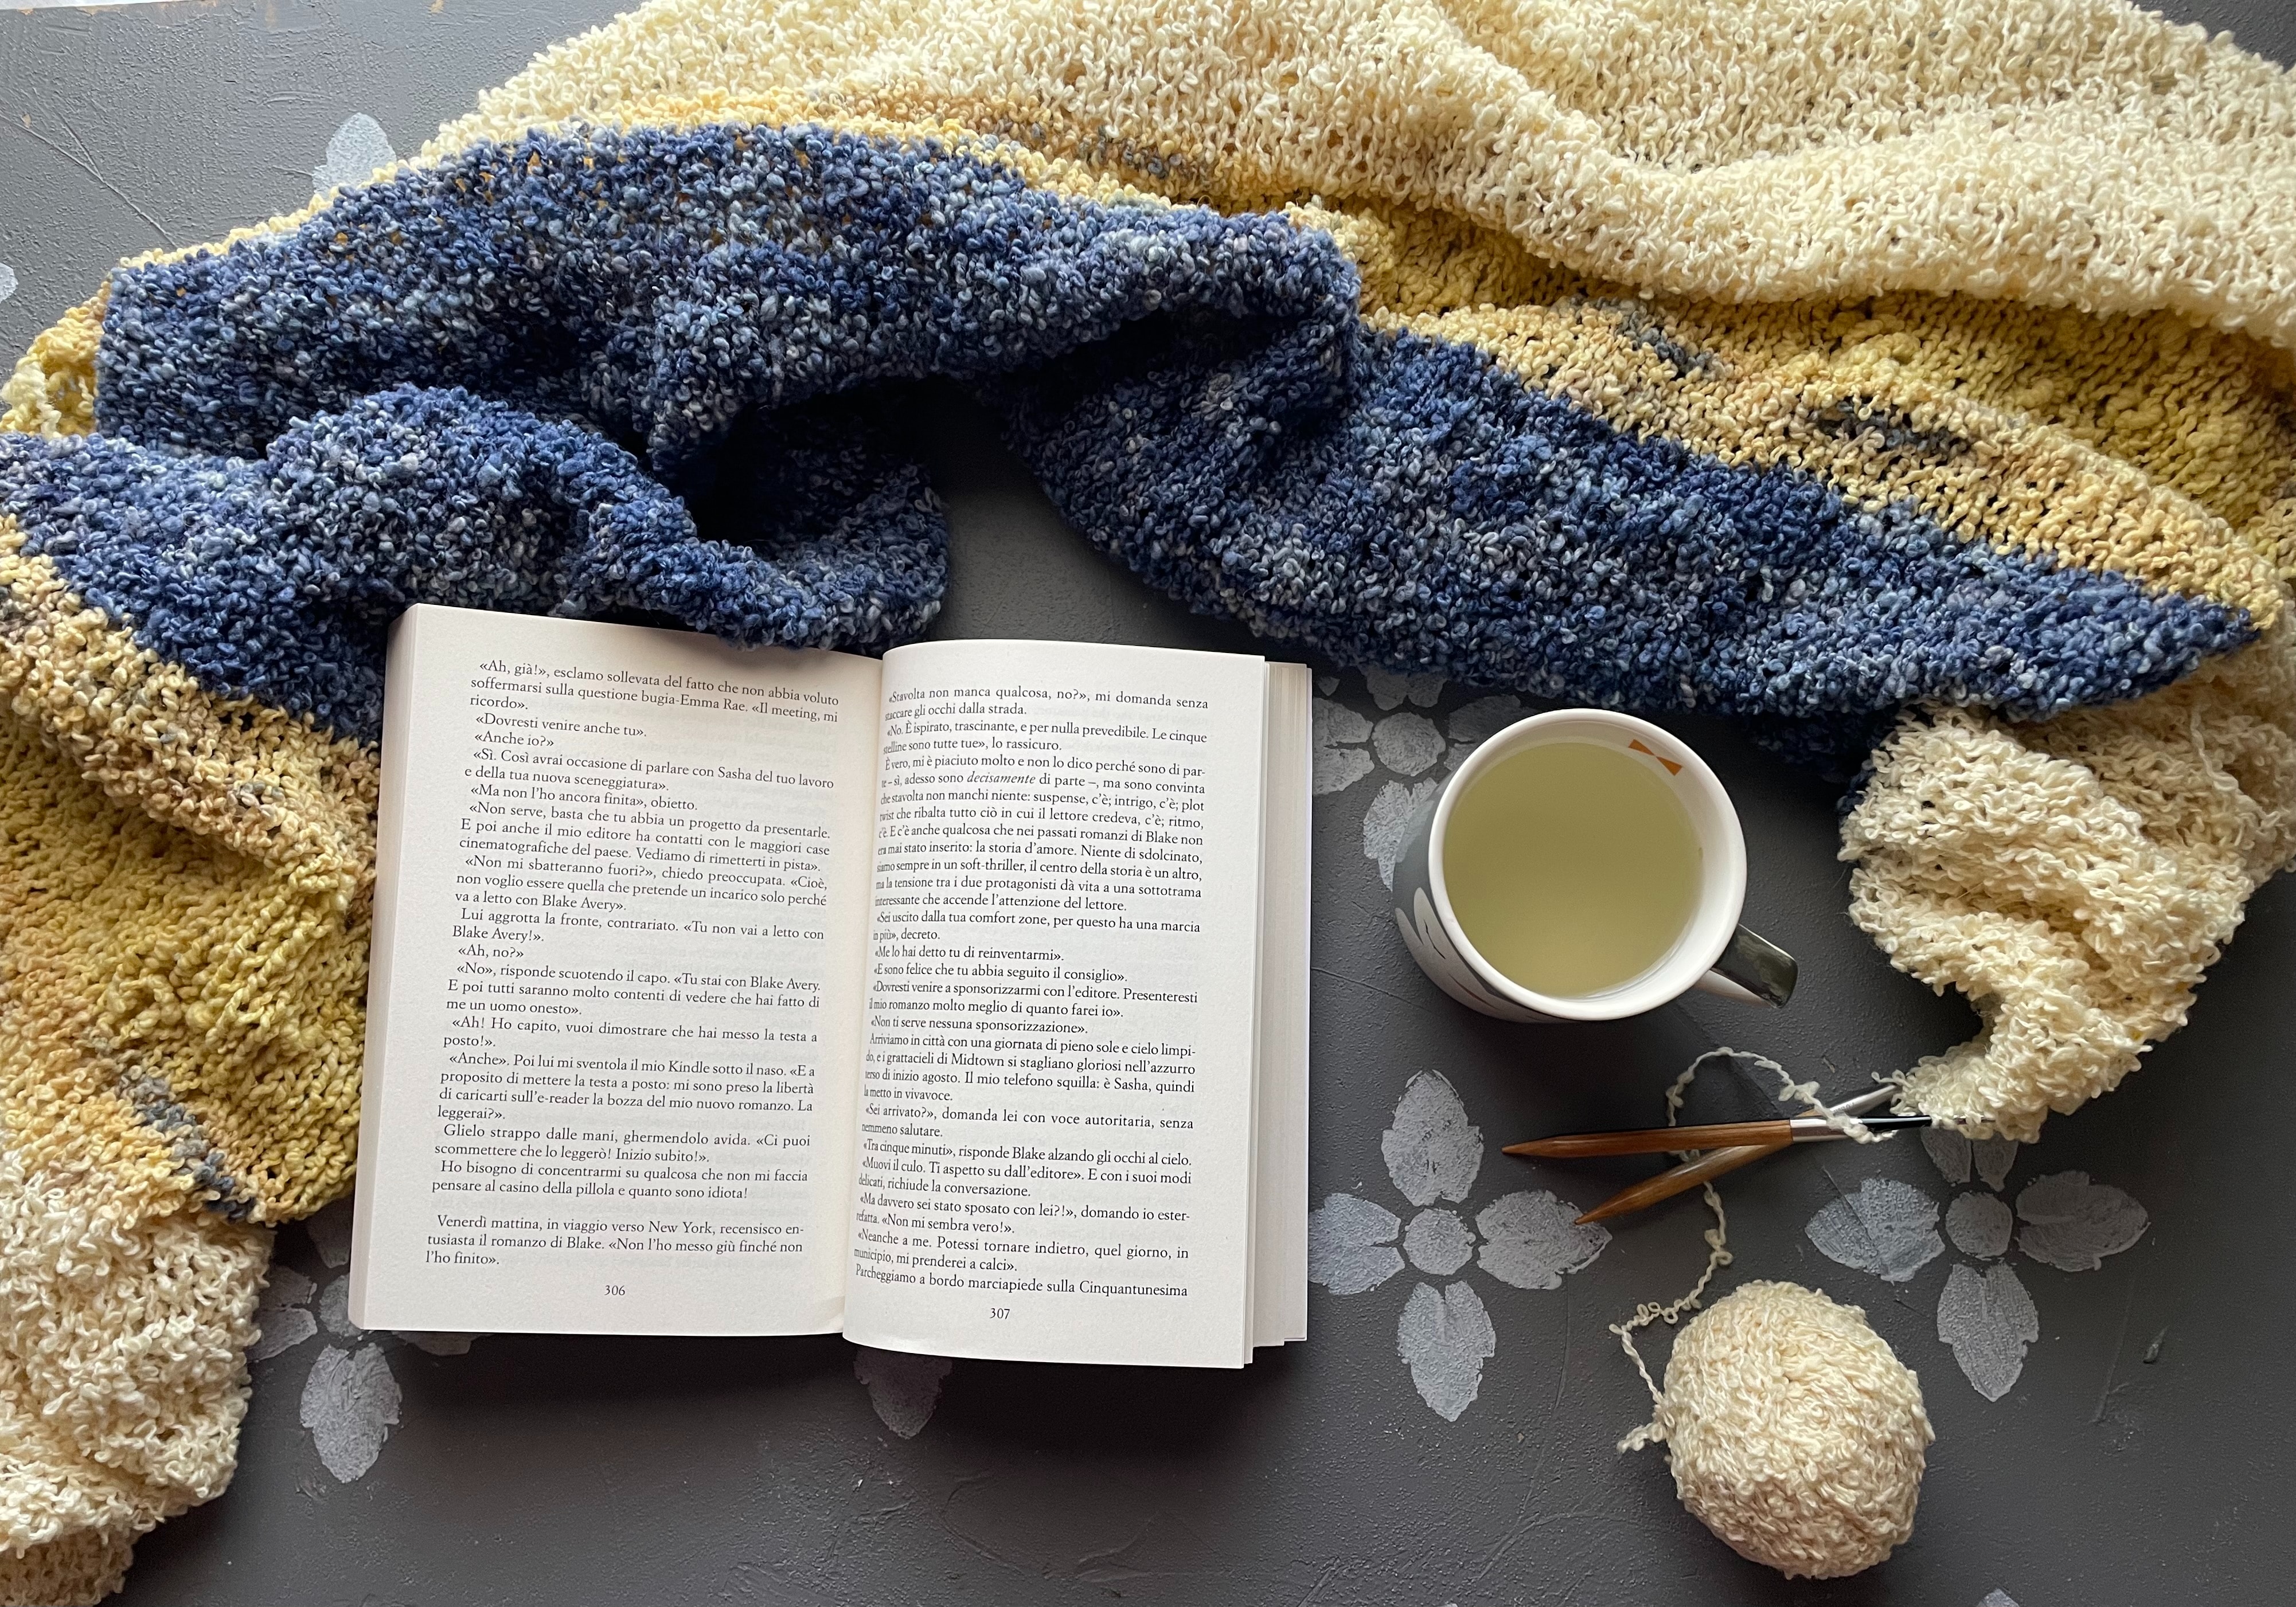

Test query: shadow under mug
[1389,709,1797,1023]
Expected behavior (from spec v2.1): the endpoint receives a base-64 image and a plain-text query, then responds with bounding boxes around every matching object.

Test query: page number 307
[990,1307,1010,1319]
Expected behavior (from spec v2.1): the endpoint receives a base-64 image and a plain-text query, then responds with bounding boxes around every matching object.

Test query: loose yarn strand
[1721,1047,1887,1142]
[1611,1174,1732,1451]
[1610,1049,1881,1450]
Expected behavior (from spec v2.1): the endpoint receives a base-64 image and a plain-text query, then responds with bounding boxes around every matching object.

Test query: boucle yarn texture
[1,0,2294,1596]
[1629,1281,1932,1579]
[1848,620,2296,1137]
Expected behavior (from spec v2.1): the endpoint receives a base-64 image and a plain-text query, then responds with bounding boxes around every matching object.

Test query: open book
[348,605,1310,1367]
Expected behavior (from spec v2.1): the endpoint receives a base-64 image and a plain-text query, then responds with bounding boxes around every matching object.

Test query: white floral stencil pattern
[1935,1264,2039,1402]
[300,1344,401,1483]
[1803,1130,2150,1401]
[1309,1072,1607,1420]
[2012,1171,2149,1272]
[1804,1176,1945,1283]
[1944,1192,2014,1258]
[248,1201,435,1483]
[1311,699,1377,795]
[245,1201,487,1482]
[1312,671,1534,890]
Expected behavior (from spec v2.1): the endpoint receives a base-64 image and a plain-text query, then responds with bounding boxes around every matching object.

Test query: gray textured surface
[2,2,2292,1602]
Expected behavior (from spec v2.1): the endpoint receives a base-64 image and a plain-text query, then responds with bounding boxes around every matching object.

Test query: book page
[350,606,880,1336]
[843,640,1268,1368]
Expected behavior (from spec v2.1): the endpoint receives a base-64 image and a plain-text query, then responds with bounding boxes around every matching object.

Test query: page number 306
[606,1284,628,1297]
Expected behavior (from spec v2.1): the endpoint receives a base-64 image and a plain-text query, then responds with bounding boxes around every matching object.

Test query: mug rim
[1424,709,1747,1022]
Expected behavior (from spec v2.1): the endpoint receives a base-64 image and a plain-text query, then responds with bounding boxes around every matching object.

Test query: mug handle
[1693,926,1798,1007]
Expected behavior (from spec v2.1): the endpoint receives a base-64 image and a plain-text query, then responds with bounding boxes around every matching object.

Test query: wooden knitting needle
[1517,1088,1901,1225]
[1572,1139,1788,1224]
[1505,1108,1927,1159]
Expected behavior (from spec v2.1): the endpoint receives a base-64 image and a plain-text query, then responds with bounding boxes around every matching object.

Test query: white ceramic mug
[1389,709,1796,1023]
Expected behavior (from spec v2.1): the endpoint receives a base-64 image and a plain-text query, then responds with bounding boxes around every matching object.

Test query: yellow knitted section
[1844,623,2296,1140]
[0,294,103,439]
[0,527,375,1225]
[0,496,366,1604]
[1328,201,2296,609]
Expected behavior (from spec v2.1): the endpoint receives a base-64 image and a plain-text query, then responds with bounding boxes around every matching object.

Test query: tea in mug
[1440,740,1702,997]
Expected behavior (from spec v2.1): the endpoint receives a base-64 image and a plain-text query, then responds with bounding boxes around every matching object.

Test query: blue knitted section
[0,122,2250,760]
[991,316,2254,761]
[96,123,1356,472]
[0,385,946,740]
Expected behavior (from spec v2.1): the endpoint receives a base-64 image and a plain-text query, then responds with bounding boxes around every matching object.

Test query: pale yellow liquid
[1441,740,1703,998]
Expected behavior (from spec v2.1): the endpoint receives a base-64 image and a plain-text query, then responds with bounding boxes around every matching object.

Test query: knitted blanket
[3,0,2293,1597]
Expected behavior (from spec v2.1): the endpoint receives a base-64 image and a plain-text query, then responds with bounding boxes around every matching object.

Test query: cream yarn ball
[1645,1281,1932,1579]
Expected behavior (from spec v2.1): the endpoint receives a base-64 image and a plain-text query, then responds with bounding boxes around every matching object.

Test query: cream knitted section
[0,1532,133,1607]
[1845,623,2296,1140]
[0,1152,265,1607]
[438,0,2296,351]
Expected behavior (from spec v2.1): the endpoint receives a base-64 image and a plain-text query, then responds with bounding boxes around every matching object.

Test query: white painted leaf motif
[1313,699,1372,748]
[317,1277,363,1338]
[1804,1176,1944,1282]
[1364,669,1445,710]
[262,1267,316,1309]
[1936,1262,2039,1401]
[1371,711,1444,776]
[394,1332,479,1356]
[1444,695,1525,748]
[1944,1192,2014,1260]
[313,112,398,196]
[1401,1207,1474,1276]
[249,1307,320,1364]
[1315,745,1376,795]
[1311,699,1375,795]
[1307,1192,1404,1295]
[300,1343,401,1482]
[0,264,17,306]
[1474,1191,1610,1290]
[248,1265,318,1364]
[1979,1591,2022,1606]
[1396,1281,1494,1421]
[1381,1071,1482,1207]
[854,1347,954,1438]
[1362,776,1441,887]
[1973,1137,2019,1191]
[2015,1172,2147,1272]
[1921,1128,1971,1186]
